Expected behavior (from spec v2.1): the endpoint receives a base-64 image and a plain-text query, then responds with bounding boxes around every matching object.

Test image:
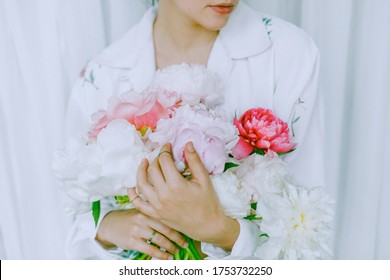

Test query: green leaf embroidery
[263,18,272,26]
[292,116,301,124]
[92,200,101,228]
[82,69,99,90]
[291,113,301,137]
[262,17,273,38]
[260,233,269,238]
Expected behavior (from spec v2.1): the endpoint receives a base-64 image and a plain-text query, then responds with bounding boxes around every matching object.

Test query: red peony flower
[231,108,296,159]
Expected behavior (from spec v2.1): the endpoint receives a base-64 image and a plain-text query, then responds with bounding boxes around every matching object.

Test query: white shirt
[65,2,324,259]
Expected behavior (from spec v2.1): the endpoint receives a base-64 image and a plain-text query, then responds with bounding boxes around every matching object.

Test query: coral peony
[232,108,296,159]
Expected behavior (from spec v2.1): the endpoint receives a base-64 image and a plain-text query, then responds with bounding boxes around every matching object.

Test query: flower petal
[231,137,255,159]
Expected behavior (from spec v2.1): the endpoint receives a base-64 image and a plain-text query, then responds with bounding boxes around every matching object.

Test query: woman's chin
[200,16,231,31]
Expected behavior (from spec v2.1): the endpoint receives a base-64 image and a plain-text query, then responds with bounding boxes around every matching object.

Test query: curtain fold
[0,0,146,259]
[244,0,390,260]
[334,0,390,259]
[0,0,389,259]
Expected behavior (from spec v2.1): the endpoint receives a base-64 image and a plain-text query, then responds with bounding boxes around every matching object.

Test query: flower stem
[183,235,202,260]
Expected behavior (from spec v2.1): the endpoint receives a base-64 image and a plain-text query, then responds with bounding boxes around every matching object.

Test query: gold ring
[146,230,157,244]
[130,195,141,204]
[158,150,173,158]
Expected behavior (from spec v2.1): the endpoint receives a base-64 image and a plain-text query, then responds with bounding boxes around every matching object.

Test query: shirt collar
[94,7,157,69]
[218,2,271,59]
[94,2,271,68]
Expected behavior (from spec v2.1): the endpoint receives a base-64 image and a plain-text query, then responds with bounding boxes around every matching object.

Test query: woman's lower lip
[210,6,234,15]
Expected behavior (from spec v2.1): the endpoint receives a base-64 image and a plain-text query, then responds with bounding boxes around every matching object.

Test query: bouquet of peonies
[53,64,333,260]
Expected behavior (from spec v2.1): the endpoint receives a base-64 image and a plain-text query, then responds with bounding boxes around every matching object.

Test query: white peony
[211,171,252,219]
[234,154,288,201]
[151,63,224,108]
[254,182,334,259]
[52,119,149,203]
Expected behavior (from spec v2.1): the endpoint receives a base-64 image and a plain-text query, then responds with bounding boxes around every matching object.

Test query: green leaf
[276,148,296,156]
[114,195,130,205]
[224,162,239,171]
[255,149,265,156]
[251,202,257,211]
[260,233,269,238]
[183,235,202,260]
[245,215,263,221]
[92,200,101,228]
[133,252,151,260]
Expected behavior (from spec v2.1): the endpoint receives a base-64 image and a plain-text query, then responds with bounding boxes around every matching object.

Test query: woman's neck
[153,2,219,69]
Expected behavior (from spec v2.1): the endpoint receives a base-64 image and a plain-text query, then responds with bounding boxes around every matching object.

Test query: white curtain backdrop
[0,0,389,259]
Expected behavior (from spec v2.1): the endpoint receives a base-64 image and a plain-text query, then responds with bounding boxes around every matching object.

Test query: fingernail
[168,255,173,260]
[183,242,189,248]
[186,142,195,152]
[175,248,180,254]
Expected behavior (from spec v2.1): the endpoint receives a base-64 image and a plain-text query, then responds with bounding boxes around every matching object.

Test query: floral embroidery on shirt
[290,98,307,137]
[262,17,273,38]
[82,67,100,90]
[291,112,301,137]
[79,66,87,79]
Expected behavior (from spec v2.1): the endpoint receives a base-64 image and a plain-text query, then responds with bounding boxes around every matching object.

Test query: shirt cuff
[66,205,122,259]
[201,219,260,259]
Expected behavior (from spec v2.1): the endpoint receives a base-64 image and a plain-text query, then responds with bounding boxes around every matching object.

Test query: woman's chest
[218,55,275,119]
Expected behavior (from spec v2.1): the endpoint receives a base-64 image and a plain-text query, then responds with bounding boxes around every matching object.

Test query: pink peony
[172,128,227,175]
[149,104,238,175]
[231,108,296,159]
[88,110,110,140]
[88,89,179,140]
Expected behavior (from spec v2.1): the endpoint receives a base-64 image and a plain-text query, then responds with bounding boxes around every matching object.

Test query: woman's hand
[96,208,187,260]
[128,142,240,251]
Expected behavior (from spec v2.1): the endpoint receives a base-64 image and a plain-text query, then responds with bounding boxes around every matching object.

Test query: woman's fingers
[149,231,179,255]
[158,144,184,185]
[96,208,185,260]
[133,241,173,260]
[127,188,159,219]
[184,142,209,184]
[148,155,166,188]
[136,159,159,202]
[133,214,183,259]
[147,217,188,249]
[136,224,178,256]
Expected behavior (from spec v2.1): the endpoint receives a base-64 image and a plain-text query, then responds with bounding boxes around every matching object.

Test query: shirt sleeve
[65,197,123,259]
[64,62,123,259]
[201,219,261,259]
[285,47,325,188]
[267,16,324,188]
[204,21,323,260]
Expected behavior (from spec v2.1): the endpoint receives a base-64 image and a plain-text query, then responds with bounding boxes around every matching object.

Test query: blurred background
[0,0,389,259]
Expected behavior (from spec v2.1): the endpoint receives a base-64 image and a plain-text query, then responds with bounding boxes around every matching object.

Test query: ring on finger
[146,229,157,244]
[158,150,173,158]
[130,195,141,204]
